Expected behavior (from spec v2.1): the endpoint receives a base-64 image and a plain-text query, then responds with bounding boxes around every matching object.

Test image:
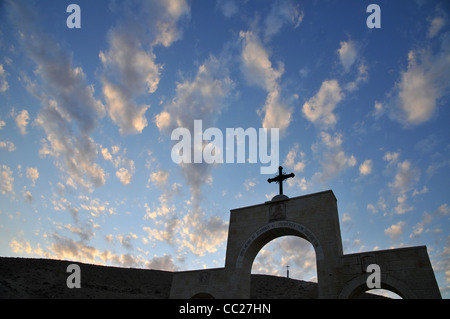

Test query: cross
[267,166,295,196]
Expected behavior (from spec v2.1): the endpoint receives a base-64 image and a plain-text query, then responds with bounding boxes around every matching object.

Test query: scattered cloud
[311,132,356,183]
[283,143,306,172]
[390,37,450,125]
[14,110,30,135]
[384,221,406,241]
[217,0,238,18]
[410,203,449,239]
[0,140,16,152]
[337,40,358,72]
[26,167,39,186]
[428,14,446,38]
[0,165,14,197]
[148,170,170,188]
[156,54,233,208]
[359,159,372,176]
[302,79,343,129]
[263,0,304,41]
[9,0,106,191]
[0,64,9,92]
[388,159,420,215]
[100,0,189,134]
[240,30,292,133]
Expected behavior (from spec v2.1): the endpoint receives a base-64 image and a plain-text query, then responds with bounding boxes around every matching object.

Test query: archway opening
[359,289,403,299]
[250,236,318,298]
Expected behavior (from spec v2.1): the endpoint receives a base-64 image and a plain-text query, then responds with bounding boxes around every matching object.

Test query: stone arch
[338,273,417,299]
[235,220,324,273]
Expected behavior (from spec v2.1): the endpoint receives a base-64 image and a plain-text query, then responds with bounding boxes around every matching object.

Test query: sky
[0,0,449,298]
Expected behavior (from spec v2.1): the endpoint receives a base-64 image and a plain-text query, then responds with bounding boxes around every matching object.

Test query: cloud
[390,160,419,193]
[383,151,400,164]
[14,110,30,135]
[410,203,449,239]
[148,170,170,188]
[115,168,133,185]
[26,167,39,186]
[384,221,406,241]
[180,211,229,256]
[0,64,9,92]
[100,0,189,134]
[217,0,238,18]
[264,0,304,40]
[100,145,135,185]
[302,79,343,129]
[9,0,106,191]
[390,36,450,125]
[240,31,292,133]
[337,40,358,72]
[252,236,316,281]
[388,159,420,215]
[359,159,372,176]
[311,132,356,183]
[0,165,14,197]
[156,54,233,208]
[283,143,306,172]
[428,15,446,38]
[145,254,179,271]
[0,140,16,152]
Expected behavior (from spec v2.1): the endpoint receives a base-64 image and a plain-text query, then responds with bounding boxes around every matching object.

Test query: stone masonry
[169,190,441,298]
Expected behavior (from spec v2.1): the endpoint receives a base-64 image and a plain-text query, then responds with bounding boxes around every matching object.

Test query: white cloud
[0,64,9,92]
[359,159,372,176]
[156,55,233,207]
[337,40,358,72]
[390,160,419,194]
[302,79,343,128]
[264,0,304,40]
[244,178,257,191]
[283,143,306,172]
[148,170,170,188]
[24,190,33,203]
[217,0,238,18]
[115,168,133,185]
[367,203,378,214]
[383,151,400,164]
[391,38,450,125]
[428,16,446,38]
[100,0,189,134]
[312,132,356,183]
[14,109,29,135]
[384,221,406,241]
[387,159,420,215]
[240,30,292,133]
[26,167,39,186]
[0,165,14,196]
[342,213,352,223]
[0,140,16,152]
[145,254,179,271]
[10,0,106,191]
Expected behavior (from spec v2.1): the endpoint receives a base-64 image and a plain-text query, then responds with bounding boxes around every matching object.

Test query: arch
[236,220,324,272]
[338,273,417,299]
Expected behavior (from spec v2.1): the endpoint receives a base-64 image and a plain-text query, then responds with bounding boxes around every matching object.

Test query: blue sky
[0,0,449,298]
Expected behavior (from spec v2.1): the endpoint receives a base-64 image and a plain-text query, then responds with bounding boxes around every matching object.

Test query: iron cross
[267,166,295,195]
